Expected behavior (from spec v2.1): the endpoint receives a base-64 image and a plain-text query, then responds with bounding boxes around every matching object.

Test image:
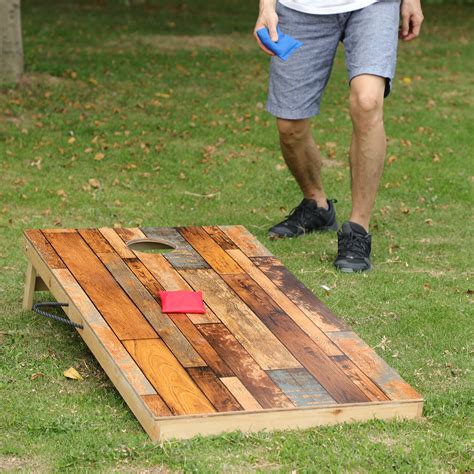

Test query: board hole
[126,238,176,254]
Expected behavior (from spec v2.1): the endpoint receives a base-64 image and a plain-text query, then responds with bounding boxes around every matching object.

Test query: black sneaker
[268,198,338,239]
[334,221,372,272]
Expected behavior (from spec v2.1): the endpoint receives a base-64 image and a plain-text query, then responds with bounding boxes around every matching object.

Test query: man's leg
[348,74,386,231]
[277,118,327,208]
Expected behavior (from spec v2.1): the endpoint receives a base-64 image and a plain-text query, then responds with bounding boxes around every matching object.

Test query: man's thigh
[343,0,401,97]
[266,2,342,120]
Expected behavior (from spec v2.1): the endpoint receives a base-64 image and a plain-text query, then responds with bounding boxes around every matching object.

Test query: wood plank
[222,273,370,403]
[187,367,242,412]
[123,339,216,416]
[328,331,423,401]
[178,226,243,274]
[134,252,220,324]
[114,227,147,242]
[226,248,343,356]
[220,377,263,411]
[330,355,389,402]
[22,262,37,310]
[198,324,294,409]
[220,225,273,257]
[78,228,114,253]
[180,269,301,370]
[250,256,283,267]
[24,230,66,269]
[203,226,239,250]
[142,227,209,269]
[125,258,164,301]
[155,400,423,441]
[169,313,234,377]
[53,268,157,396]
[99,227,136,259]
[267,369,337,407]
[44,231,157,340]
[96,251,206,368]
[142,394,172,418]
[253,260,348,332]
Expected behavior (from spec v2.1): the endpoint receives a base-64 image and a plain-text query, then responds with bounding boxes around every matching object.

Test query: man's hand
[254,0,279,55]
[400,0,424,41]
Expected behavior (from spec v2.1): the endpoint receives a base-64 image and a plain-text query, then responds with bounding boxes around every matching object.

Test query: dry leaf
[402,76,412,85]
[63,367,83,380]
[275,163,286,171]
[88,178,101,189]
[94,153,105,161]
[68,137,76,145]
[387,155,397,165]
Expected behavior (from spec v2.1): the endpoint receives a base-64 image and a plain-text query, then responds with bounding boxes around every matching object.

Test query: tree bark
[0,0,23,85]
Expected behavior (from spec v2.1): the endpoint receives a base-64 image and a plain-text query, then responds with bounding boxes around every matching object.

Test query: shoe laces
[338,231,371,258]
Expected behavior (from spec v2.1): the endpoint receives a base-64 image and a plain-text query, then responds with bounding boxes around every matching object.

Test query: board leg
[23,261,37,310]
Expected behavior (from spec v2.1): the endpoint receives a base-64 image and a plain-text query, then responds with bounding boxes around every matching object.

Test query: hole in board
[126,238,176,254]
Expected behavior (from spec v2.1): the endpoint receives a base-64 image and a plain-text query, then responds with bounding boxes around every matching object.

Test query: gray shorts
[266,0,401,119]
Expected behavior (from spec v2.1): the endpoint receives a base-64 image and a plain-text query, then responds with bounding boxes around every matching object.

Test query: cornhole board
[22,225,423,441]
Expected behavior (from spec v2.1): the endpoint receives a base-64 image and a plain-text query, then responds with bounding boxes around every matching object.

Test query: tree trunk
[0,0,23,85]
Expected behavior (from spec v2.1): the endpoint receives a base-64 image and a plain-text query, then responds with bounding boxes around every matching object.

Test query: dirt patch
[18,72,69,87]
[109,33,256,52]
[0,455,48,472]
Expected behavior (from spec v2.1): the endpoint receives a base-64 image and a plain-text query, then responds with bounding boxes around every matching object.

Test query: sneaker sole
[334,261,372,273]
[268,222,338,240]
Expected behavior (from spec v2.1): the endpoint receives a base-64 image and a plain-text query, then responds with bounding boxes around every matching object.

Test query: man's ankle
[304,194,328,210]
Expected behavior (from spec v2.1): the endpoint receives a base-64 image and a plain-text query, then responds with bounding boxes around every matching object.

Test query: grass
[0,0,472,471]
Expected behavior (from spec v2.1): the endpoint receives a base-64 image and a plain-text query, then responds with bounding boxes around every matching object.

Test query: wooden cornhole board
[23,225,423,441]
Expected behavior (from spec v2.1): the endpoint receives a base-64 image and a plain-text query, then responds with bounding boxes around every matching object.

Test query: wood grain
[78,228,114,253]
[125,258,164,301]
[180,268,301,370]
[142,227,209,269]
[220,377,263,411]
[24,230,66,269]
[135,252,220,324]
[178,226,243,274]
[142,394,172,418]
[198,323,294,409]
[169,313,234,377]
[267,369,337,407]
[99,227,137,259]
[226,248,344,356]
[124,339,215,415]
[187,367,242,412]
[44,231,156,340]
[203,226,238,250]
[222,273,369,403]
[97,251,206,368]
[328,331,423,401]
[219,225,273,257]
[253,260,348,332]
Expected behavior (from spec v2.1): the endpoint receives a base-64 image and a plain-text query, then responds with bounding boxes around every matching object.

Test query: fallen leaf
[31,372,45,380]
[425,218,433,225]
[275,163,286,171]
[63,367,83,380]
[387,155,397,165]
[88,178,101,189]
[94,153,105,161]
[402,76,412,85]
[68,137,76,145]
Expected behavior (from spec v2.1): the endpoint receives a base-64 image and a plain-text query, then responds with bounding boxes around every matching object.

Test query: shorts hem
[348,67,396,97]
[265,104,320,119]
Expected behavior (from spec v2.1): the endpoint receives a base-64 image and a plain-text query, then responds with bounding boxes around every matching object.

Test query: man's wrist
[259,0,276,12]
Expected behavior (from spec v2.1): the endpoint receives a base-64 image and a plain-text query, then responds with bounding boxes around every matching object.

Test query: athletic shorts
[266,0,401,119]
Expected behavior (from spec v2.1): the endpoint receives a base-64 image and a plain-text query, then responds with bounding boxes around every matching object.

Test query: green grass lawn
[0,0,472,471]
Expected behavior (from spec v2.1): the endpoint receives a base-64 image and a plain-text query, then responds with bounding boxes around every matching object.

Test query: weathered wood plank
[203,226,239,250]
[222,273,370,403]
[253,260,348,332]
[142,227,209,270]
[220,225,273,257]
[135,253,220,324]
[44,231,157,341]
[125,258,164,301]
[78,228,114,253]
[267,369,337,407]
[220,377,263,411]
[169,313,234,377]
[178,226,243,274]
[123,339,215,416]
[99,227,136,259]
[187,367,242,412]
[328,332,423,401]
[24,230,66,269]
[180,268,301,370]
[197,324,294,409]
[142,394,172,417]
[53,268,157,396]
[330,355,389,402]
[96,251,206,368]
[226,248,344,356]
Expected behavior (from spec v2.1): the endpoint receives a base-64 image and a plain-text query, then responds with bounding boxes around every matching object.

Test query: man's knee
[277,118,311,147]
[349,77,385,130]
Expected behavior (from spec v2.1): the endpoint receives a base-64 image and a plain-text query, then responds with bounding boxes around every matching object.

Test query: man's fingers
[401,12,410,37]
[269,24,279,42]
[253,32,275,56]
